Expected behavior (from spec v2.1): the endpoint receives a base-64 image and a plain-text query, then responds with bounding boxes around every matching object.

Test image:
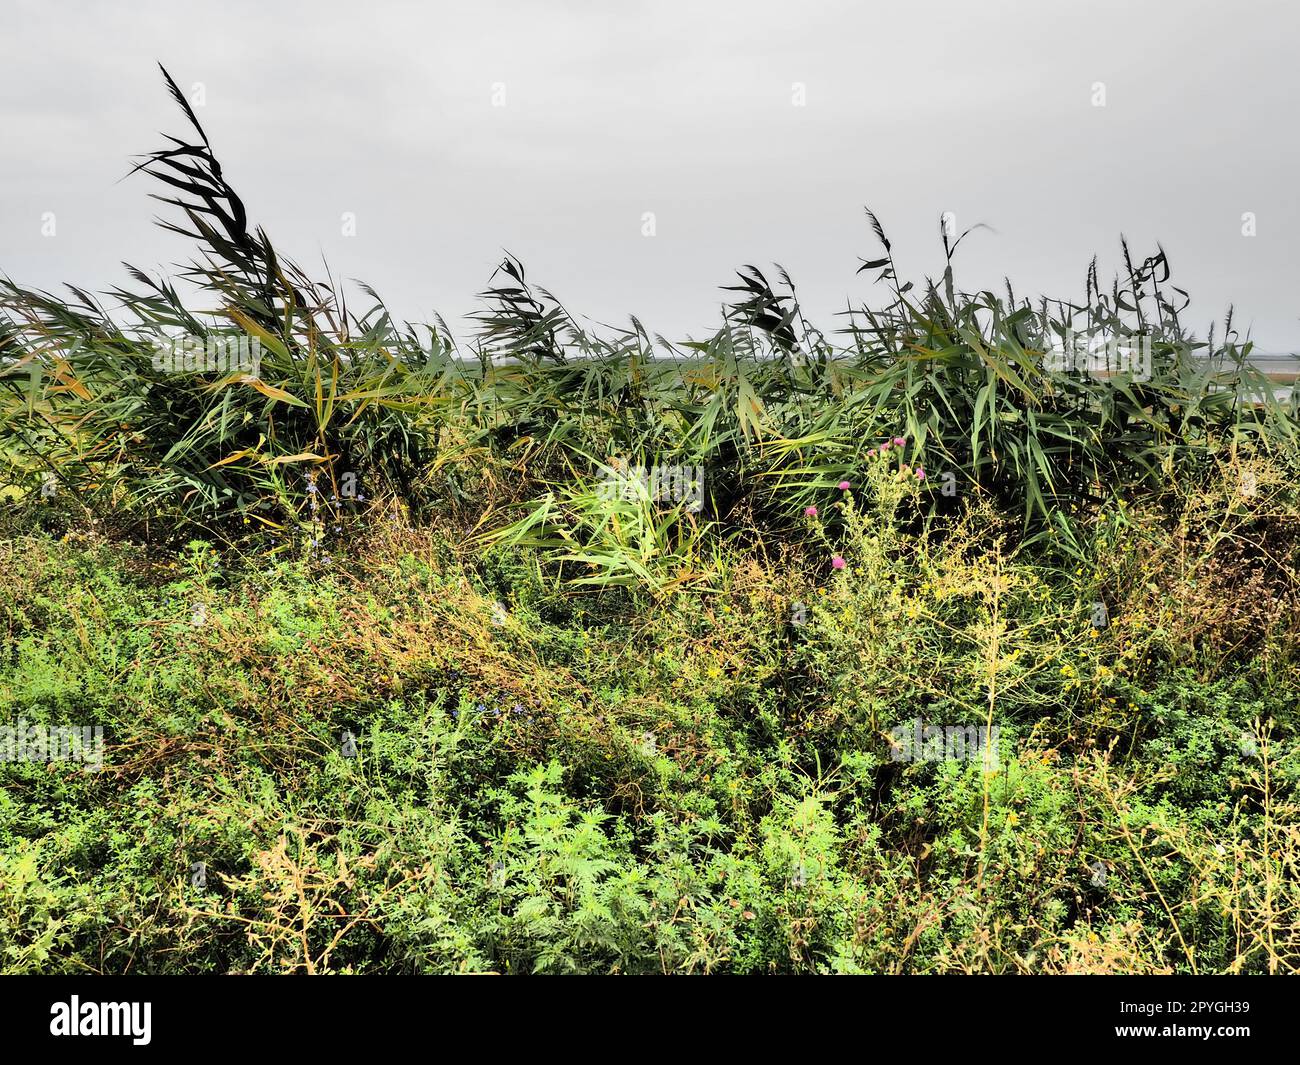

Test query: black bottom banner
[0,975,1279,1054]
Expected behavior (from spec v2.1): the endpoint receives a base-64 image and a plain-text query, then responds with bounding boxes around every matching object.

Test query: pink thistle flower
[804,505,819,517]
[894,437,906,447]
[880,442,891,451]
[867,449,877,458]
[831,556,846,570]
[838,480,851,491]
[916,468,926,481]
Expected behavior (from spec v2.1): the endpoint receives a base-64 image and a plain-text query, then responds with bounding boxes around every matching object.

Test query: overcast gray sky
[3,0,1298,349]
